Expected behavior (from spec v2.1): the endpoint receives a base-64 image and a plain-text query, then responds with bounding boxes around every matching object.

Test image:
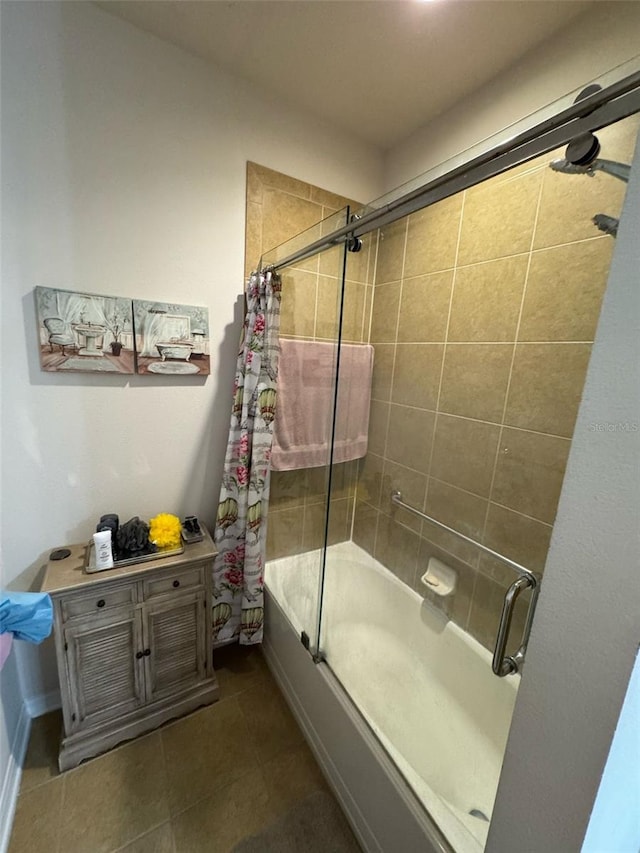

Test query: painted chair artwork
[43,317,78,356]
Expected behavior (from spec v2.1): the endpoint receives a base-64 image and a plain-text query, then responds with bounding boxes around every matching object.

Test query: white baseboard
[0,705,31,853]
[24,689,61,719]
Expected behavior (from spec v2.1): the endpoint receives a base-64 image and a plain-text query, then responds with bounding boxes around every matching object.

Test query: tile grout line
[480,169,546,552]
[425,189,467,567]
[371,395,574,439]
[377,218,409,542]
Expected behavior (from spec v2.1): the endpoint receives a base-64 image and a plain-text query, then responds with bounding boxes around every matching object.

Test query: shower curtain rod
[266,69,640,272]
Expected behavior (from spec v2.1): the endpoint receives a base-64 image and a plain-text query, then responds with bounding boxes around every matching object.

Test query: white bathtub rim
[263,586,452,853]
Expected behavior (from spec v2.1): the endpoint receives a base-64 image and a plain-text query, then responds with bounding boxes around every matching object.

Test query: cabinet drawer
[61,584,136,622]
[143,565,205,600]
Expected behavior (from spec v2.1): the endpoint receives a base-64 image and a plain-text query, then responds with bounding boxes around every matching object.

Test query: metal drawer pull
[136,651,144,660]
[173,580,180,588]
[493,576,540,677]
[96,599,106,608]
[144,648,151,656]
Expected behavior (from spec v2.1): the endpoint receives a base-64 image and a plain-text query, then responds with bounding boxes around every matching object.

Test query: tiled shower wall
[352,114,639,651]
[244,163,375,560]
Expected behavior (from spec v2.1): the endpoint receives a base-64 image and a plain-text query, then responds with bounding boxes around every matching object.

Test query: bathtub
[264,541,519,853]
[155,341,194,361]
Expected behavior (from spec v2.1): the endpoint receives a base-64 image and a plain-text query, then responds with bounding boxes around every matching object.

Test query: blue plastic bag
[0,591,53,643]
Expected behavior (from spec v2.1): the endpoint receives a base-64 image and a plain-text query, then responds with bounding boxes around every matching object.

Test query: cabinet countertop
[41,526,217,596]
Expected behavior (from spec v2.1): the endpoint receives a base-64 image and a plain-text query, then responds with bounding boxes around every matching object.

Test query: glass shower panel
[318,112,640,853]
[263,209,349,650]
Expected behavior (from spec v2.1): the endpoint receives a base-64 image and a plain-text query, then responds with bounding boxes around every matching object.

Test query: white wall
[0,0,382,722]
[487,127,640,853]
[384,1,640,192]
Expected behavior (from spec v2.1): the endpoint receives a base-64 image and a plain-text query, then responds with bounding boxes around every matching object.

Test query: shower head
[549,156,631,183]
[549,159,596,177]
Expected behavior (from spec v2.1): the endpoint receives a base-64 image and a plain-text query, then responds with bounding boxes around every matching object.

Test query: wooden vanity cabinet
[41,530,219,771]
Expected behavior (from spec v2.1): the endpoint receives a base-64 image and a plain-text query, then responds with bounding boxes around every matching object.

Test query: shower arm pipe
[391,490,537,583]
[266,70,640,272]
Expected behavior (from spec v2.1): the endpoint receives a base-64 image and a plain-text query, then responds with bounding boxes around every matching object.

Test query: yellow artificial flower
[149,513,182,549]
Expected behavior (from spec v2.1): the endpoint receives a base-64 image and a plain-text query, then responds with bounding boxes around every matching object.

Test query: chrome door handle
[492,575,540,677]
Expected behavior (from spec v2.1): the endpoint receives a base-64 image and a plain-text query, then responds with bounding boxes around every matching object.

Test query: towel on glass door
[271,339,374,471]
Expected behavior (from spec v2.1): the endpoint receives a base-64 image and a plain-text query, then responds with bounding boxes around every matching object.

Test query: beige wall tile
[439,343,513,423]
[266,507,305,559]
[262,188,324,255]
[519,239,613,342]
[319,243,347,279]
[342,281,367,342]
[375,218,407,284]
[302,502,325,551]
[270,469,307,510]
[404,194,463,277]
[328,497,352,545]
[249,162,312,200]
[356,452,385,509]
[391,344,443,409]
[246,163,264,204]
[245,201,263,278]
[483,503,552,573]
[315,274,340,339]
[457,171,542,265]
[304,497,351,549]
[385,404,435,474]
[383,459,427,533]
[371,343,395,401]
[492,427,571,524]
[304,465,330,505]
[504,343,591,437]
[467,571,505,652]
[368,399,389,456]
[425,478,488,544]
[448,255,528,342]
[374,514,420,588]
[421,515,481,568]
[397,271,453,343]
[370,282,401,342]
[279,269,317,337]
[310,185,350,209]
[430,414,501,497]
[352,500,378,555]
[346,234,374,283]
[417,537,476,627]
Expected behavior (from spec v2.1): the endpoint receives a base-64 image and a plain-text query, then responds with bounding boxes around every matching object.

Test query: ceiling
[97,0,592,150]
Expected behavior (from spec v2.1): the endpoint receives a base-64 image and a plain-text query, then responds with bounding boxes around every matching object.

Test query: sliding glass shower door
[262,209,350,651]
[316,111,640,852]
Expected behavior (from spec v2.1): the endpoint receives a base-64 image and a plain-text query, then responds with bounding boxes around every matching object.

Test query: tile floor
[8,645,358,853]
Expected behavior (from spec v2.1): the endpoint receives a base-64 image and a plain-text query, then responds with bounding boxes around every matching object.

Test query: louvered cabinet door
[64,607,145,732]
[143,590,207,703]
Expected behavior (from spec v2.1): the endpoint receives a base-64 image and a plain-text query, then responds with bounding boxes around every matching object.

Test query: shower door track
[265,69,640,272]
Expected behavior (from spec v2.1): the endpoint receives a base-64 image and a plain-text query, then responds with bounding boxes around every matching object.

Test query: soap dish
[420,557,457,597]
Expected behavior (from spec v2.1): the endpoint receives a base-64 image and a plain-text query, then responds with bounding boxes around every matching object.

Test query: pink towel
[271,339,374,471]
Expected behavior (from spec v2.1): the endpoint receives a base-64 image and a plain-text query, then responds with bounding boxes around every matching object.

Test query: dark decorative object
[116,517,155,558]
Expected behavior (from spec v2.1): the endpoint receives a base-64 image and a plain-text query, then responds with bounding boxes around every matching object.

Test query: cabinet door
[143,590,207,703]
[64,608,145,732]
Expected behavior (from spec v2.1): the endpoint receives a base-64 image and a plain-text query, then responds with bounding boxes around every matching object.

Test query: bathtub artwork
[132,299,210,375]
[35,286,135,374]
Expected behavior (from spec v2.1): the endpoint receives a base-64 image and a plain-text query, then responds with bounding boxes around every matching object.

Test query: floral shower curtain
[212,270,282,645]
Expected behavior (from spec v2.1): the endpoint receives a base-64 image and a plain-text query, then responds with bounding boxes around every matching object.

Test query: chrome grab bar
[390,490,539,677]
